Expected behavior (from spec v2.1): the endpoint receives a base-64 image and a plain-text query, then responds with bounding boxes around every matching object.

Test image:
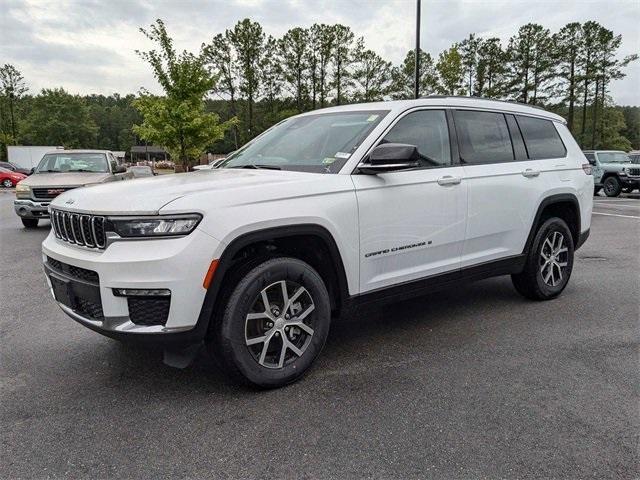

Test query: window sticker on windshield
[366,114,379,122]
[323,157,337,164]
[334,152,351,159]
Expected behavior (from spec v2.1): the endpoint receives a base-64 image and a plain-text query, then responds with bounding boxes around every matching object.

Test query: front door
[352,109,467,293]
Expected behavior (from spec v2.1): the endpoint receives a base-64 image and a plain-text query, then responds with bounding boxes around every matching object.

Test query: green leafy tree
[553,23,582,132]
[279,27,309,112]
[458,33,480,96]
[133,19,234,169]
[436,46,464,95]
[331,24,356,105]
[475,37,507,98]
[352,39,392,102]
[309,24,334,107]
[506,23,554,104]
[390,49,438,99]
[202,32,240,148]
[0,64,28,147]
[21,88,97,147]
[260,36,284,122]
[228,19,265,140]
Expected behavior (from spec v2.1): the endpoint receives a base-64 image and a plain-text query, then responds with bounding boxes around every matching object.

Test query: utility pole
[414,0,421,99]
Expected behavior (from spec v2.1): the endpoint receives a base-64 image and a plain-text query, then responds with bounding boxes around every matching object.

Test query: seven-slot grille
[51,209,106,248]
[627,168,640,176]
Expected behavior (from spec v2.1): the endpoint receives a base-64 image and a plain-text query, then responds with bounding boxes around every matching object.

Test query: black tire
[593,186,601,196]
[603,176,621,197]
[208,257,331,388]
[2,178,13,188]
[21,218,39,228]
[511,217,574,301]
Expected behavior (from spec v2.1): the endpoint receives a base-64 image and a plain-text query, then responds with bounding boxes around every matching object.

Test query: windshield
[35,153,109,173]
[629,154,640,164]
[218,110,388,173]
[598,152,631,164]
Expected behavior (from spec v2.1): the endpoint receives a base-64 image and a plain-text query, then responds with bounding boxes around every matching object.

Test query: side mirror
[358,143,419,174]
[114,165,126,173]
[29,167,35,175]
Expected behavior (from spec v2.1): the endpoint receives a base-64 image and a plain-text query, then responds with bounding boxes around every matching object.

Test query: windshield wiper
[37,169,62,173]
[231,164,281,170]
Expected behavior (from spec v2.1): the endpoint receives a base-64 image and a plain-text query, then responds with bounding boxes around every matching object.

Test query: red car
[0,167,26,188]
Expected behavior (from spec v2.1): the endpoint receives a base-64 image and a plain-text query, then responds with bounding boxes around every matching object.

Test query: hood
[600,162,630,172]
[50,169,339,215]
[20,172,113,188]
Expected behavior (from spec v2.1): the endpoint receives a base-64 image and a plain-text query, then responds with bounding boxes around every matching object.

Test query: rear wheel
[512,217,574,301]
[208,257,331,388]
[21,218,39,228]
[603,176,621,197]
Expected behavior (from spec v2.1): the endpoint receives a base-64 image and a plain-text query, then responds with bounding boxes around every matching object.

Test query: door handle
[437,175,462,186]
[522,169,540,178]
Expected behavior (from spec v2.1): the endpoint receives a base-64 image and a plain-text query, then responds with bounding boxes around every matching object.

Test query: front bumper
[620,176,640,189]
[14,199,50,218]
[42,228,224,345]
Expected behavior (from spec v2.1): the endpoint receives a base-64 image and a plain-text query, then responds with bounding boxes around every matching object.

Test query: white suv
[42,97,593,387]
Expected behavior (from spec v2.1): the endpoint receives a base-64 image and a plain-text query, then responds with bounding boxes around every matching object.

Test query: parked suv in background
[583,150,638,196]
[15,150,132,228]
[42,97,593,387]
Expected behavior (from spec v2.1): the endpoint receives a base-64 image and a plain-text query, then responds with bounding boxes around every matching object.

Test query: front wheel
[208,257,331,388]
[603,176,621,197]
[512,217,574,301]
[2,179,13,188]
[21,218,39,228]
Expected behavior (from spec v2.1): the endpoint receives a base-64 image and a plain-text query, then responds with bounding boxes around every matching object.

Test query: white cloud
[0,0,638,104]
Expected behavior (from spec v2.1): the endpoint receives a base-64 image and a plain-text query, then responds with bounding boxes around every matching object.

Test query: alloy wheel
[539,231,568,287]
[244,280,315,369]
[2,179,12,187]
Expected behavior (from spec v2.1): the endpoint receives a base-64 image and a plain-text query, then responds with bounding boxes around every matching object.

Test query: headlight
[108,214,202,238]
[15,184,30,198]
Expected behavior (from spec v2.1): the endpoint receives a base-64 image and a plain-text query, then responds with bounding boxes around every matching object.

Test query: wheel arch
[197,224,350,336]
[523,194,581,255]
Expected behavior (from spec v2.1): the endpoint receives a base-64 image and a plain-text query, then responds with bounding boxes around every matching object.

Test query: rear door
[454,110,546,267]
[353,109,467,292]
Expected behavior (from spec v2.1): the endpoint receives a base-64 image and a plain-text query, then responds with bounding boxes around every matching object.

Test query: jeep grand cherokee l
[42,97,593,387]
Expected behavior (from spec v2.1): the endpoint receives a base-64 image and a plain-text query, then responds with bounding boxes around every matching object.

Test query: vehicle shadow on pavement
[100,276,522,393]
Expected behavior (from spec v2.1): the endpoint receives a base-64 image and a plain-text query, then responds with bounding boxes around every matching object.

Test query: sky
[1,0,639,105]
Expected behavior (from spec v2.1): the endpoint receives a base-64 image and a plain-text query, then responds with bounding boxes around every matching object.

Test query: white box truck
[7,146,63,170]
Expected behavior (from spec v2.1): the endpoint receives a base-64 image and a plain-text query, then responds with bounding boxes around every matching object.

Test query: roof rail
[419,94,548,112]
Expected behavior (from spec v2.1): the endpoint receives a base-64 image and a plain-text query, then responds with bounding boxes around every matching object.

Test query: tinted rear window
[516,116,566,159]
[454,110,514,164]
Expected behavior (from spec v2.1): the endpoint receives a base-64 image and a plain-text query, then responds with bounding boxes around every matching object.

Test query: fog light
[113,288,171,297]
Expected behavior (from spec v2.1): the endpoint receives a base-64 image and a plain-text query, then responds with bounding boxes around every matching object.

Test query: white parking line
[593,203,640,210]
[592,212,640,219]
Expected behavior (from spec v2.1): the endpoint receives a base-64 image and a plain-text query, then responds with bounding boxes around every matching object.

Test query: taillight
[582,163,592,175]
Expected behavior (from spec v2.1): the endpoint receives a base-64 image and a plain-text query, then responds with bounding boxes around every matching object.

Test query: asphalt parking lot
[1,191,638,479]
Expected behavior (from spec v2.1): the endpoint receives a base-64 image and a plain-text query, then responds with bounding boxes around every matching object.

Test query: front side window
[516,116,566,159]
[597,152,631,164]
[454,110,514,164]
[380,110,451,167]
[218,110,388,173]
[35,153,109,173]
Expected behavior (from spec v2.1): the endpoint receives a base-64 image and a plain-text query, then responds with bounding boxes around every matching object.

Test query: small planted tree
[134,19,235,170]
